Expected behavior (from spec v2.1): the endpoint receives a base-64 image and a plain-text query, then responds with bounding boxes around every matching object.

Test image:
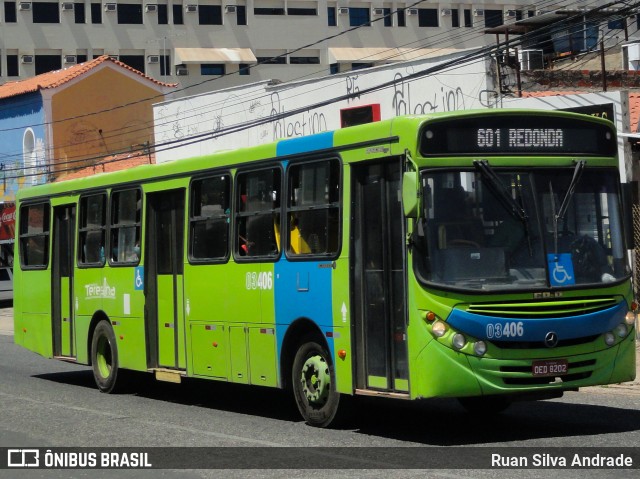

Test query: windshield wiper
[474,160,532,257]
[473,160,528,223]
[551,159,586,256]
[555,160,586,223]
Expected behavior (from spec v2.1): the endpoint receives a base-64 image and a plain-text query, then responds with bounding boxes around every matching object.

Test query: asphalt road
[0,307,639,479]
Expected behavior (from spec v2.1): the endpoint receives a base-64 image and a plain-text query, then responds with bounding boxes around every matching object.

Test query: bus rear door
[52,204,76,358]
[145,189,186,372]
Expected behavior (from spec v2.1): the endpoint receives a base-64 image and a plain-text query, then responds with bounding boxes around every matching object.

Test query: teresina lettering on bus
[85,279,116,299]
[509,128,563,148]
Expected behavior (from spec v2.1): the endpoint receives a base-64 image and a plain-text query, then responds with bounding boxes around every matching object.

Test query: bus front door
[52,204,76,358]
[352,160,409,393]
[145,189,186,371]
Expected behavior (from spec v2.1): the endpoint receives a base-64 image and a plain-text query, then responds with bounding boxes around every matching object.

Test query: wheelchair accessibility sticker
[547,254,575,286]
[134,267,144,291]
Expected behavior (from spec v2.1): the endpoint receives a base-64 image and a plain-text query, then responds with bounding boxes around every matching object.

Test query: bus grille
[466,296,619,319]
[490,335,599,349]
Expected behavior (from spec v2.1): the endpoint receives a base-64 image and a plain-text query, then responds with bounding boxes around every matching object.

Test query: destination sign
[420,114,617,156]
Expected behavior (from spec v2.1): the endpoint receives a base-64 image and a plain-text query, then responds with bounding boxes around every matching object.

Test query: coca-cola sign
[0,203,15,241]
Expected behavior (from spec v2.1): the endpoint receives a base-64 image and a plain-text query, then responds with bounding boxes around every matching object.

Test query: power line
[1,0,636,180]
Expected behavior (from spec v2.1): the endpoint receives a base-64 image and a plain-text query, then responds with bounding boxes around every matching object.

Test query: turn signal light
[338,349,347,360]
[425,311,436,321]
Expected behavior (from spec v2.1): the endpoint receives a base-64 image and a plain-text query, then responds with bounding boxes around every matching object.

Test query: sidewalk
[0,305,12,336]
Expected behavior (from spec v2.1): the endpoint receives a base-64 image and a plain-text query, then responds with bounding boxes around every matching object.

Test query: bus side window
[110,189,141,265]
[190,174,230,261]
[78,193,106,266]
[19,203,50,268]
[236,168,281,258]
[286,159,340,257]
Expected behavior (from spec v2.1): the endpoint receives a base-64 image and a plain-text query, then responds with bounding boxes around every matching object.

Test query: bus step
[354,389,410,400]
[53,356,77,363]
[152,368,184,384]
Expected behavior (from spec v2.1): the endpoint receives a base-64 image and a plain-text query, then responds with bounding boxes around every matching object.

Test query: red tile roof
[0,55,176,100]
[520,91,588,97]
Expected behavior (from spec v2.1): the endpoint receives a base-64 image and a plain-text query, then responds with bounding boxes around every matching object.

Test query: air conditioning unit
[441,8,452,16]
[224,5,236,13]
[185,4,197,12]
[372,8,384,16]
[104,3,117,12]
[145,3,157,12]
[406,8,418,16]
[176,66,189,76]
[61,2,74,11]
[473,9,484,17]
[18,2,31,11]
[21,55,34,64]
[504,10,517,19]
[519,49,544,71]
[147,55,160,64]
[64,54,77,63]
[338,7,349,15]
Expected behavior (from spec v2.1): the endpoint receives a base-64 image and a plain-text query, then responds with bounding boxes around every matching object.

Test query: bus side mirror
[402,171,418,218]
[621,182,634,249]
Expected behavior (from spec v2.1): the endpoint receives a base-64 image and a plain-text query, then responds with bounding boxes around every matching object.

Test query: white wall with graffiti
[153,49,493,163]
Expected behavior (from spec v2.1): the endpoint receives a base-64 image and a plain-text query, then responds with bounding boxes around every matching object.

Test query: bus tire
[292,341,340,428]
[457,395,511,415]
[90,320,121,393]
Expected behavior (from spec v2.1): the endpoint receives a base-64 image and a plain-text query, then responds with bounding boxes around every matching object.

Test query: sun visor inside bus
[436,247,507,283]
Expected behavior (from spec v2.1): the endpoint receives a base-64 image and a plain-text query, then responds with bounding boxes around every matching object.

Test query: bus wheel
[91,321,120,393]
[292,341,340,428]
[457,396,511,415]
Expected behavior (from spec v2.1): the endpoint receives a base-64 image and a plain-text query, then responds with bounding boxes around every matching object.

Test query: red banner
[0,203,16,242]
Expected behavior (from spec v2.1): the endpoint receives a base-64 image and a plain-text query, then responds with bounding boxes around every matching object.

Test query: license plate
[532,359,569,377]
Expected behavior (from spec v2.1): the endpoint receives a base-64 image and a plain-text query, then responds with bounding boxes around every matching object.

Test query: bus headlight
[432,321,447,337]
[624,311,636,325]
[452,333,466,350]
[604,332,616,346]
[473,341,487,356]
[615,323,628,338]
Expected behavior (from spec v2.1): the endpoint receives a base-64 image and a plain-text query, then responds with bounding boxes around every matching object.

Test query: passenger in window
[289,215,310,254]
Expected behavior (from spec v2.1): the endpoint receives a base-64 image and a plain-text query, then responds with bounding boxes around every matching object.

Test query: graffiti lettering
[270,93,328,140]
[345,75,361,103]
[391,73,468,115]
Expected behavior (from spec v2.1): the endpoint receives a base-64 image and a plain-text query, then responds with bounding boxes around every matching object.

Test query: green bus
[14,110,637,427]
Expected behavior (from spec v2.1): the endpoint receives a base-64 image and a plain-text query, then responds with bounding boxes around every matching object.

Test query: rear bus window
[19,203,50,268]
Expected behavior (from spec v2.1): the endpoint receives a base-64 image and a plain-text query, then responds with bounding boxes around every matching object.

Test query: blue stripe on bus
[446,301,627,342]
[276,131,334,156]
[274,259,335,363]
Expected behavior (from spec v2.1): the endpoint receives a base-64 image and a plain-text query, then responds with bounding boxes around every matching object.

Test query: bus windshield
[414,167,630,291]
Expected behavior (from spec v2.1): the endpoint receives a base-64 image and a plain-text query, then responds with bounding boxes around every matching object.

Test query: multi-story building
[0,1,630,97]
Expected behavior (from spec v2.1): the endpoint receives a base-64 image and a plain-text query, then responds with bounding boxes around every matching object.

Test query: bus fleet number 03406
[486,321,525,339]
[245,272,274,290]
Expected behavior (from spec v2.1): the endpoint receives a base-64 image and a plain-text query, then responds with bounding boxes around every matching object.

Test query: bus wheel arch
[280,318,327,391]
